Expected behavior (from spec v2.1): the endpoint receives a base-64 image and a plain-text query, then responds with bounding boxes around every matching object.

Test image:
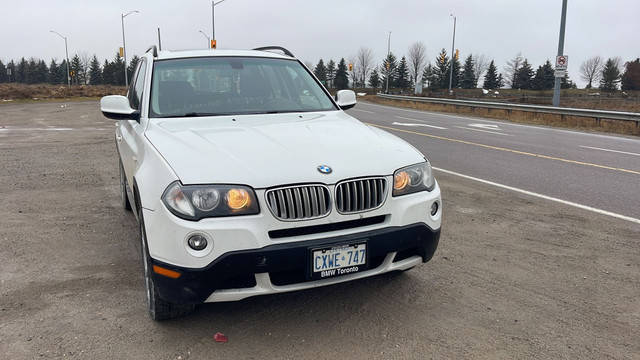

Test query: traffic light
[211,39,217,49]
[455,49,459,61]
[119,47,124,57]
[440,53,445,64]
[348,63,353,72]
[385,61,390,70]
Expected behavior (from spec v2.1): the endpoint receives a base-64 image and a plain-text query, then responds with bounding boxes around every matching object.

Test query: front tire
[139,209,195,320]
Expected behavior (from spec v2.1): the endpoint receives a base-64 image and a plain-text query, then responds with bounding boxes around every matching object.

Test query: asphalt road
[1,101,639,359]
[347,102,640,222]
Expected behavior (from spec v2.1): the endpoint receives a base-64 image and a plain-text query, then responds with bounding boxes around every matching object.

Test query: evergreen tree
[451,55,461,89]
[313,59,327,85]
[127,55,140,84]
[16,58,28,83]
[102,59,115,85]
[326,60,336,88]
[35,60,49,84]
[599,58,621,92]
[434,49,450,89]
[532,60,555,90]
[483,60,500,90]
[561,73,575,89]
[512,59,534,89]
[368,69,380,92]
[395,56,410,90]
[49,59,62,84]
[335,58,349,90]
[459,54,477,89]
[0,60,6,83]
[621,58,640,91]
[89,55,102,85]
[380,52,398,92]
[58,60,70,85]
[71,55,83,85]
[421,63,439,91]
[25,58,38,84]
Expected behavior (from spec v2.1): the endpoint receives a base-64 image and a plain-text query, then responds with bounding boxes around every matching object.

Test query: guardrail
[377,93,640,128]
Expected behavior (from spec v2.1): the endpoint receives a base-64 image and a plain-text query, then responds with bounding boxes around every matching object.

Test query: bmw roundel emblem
[317,165,332,174]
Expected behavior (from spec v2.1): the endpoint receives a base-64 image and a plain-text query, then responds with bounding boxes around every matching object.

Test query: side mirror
[100,95,140,121]
[335,90,356,110]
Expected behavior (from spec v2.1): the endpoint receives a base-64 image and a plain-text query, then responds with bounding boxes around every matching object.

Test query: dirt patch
[0,83,127,101]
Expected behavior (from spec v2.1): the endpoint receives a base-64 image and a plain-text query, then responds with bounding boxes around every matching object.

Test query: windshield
[149,56,337,118]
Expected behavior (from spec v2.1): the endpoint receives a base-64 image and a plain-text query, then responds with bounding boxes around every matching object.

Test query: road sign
[556,55,568,70]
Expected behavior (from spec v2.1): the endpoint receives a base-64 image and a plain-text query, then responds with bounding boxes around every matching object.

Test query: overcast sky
[1,0,638,88]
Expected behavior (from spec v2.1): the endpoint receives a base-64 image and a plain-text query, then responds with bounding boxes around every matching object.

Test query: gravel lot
[1,101,638,359]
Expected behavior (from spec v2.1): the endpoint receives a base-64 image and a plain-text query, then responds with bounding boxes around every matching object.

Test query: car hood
[145,111,425,188]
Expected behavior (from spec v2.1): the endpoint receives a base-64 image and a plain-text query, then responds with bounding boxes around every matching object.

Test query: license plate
[310,242,367,280]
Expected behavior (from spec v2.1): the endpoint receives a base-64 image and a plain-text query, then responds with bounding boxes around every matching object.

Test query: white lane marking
[352,108,375,114]
[579,145,640,157]
[392,120,447,130]
[433,167,640,225]
[469,123,501,130]
[394,116,447,129]
[454,126,512,136]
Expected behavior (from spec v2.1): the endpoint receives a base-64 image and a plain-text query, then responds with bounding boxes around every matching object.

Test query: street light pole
[385,31,391,94]
[448,14,456,95]
[199,31,211,49]
[211,0,227,48]
[50,31,70,86]
[121,10,139,88]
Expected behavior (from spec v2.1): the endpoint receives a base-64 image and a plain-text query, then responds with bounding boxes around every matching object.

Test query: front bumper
[151,222,440,304]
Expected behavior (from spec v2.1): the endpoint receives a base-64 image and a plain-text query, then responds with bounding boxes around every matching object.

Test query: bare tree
[304,61,314,70]
[407,42,427,85]
[503,52,523,88]
[579,56,603,89]
[472,54,490,86]
[355,46,374,89]
[78,51,92,85]
[348,56,358,88]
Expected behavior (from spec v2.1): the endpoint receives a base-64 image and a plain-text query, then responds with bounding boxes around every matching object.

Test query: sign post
[552,0,568,107]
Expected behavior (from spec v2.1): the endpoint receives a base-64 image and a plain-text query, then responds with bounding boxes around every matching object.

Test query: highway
[347,102,640,223]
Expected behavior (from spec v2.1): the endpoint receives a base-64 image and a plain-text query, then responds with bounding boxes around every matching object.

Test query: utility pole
[448,14,456,95]
[552,0,568,107]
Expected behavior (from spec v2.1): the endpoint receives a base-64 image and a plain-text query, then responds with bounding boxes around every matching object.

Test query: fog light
[187,234,208,251]
[430,202,439,216]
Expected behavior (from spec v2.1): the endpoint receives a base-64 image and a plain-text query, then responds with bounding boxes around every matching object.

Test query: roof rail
[146,45,158,57]
[252,46,294,58]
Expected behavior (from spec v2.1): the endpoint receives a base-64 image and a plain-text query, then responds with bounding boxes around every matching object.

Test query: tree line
[2,47,639,93]
[0,53,139,86]
[311,43,640,93]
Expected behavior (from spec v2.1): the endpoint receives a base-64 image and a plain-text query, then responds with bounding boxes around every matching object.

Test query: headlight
[393,162,436,196]
[162,181,259,220]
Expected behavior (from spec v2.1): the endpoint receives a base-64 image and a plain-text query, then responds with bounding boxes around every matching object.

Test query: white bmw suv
[101,46,442,320]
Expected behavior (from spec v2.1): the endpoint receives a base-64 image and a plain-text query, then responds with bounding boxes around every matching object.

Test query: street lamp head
[50,30,66,39]
[123,10,139,18]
